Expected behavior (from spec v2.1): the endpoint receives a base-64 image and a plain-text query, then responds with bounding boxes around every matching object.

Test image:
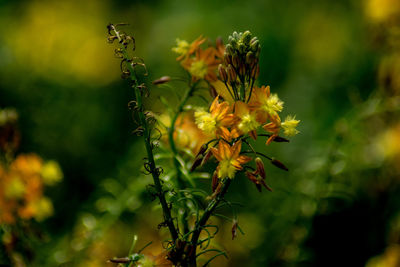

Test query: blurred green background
[1,0,400,266]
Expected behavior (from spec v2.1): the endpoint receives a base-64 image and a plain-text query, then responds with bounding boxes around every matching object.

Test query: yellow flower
[182,47,220,82]
[250,85,284,123]
[262,115,281,145]
[172,36,206,61]
[172,39,189,56]
[33,197,54,221]
[4,176,26,199]
[281,115,300,137]
[210,141,251,179]
[233,101,259,139]
[195,97,236,140]
[41,160,63,186]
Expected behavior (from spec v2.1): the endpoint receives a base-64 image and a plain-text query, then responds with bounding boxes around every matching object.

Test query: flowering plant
[107,24,300,267]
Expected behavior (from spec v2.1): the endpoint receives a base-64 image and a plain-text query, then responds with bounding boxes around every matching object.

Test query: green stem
[111,25,179,241]
[189,178,232,267]
[168,82,196,234]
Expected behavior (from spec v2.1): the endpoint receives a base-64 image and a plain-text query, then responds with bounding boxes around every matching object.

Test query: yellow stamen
[189,60,208,79]
[195,110,216,134]
[262,94,284,116]
[238,114,259,134]
[281,115,300,136]
[172,39,189,56]
[218,159,237,179]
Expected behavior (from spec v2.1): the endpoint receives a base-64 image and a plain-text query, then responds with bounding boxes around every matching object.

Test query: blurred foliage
[0,0,400,266]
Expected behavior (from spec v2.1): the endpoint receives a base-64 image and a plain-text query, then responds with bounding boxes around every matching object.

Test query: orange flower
[173,112,213,155]
[262,115,281,145]
[232,101,260,140]
[182,47,219,82]
[195,97,236,140]
[172,35,206,61]
[210,141,251,179]
[250,85,284,124]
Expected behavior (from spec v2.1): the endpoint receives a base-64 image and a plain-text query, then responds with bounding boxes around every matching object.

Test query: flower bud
[152,76,171,85]
[238,43,246,54]
[232,220,238,240]
[250,39,259,52]
[272,135,290,142]
[209,84,218,99]
[226,43,234,55]
[218,64,228,82]
[251,64,260,79]
[197,144,208,156]
[246,51,255,65]
[255,157,266,179]
[212,171,218,192]
[224,52,232,65]
[227,65,237,82]
[271,158,288,171]
[201,149,213,167]
[250,37,258,46]
[190,154,204,172]
[232,53,240,69]
[242,31,252,45]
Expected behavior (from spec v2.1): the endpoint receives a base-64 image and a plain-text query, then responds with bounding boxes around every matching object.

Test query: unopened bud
[238,43,246,54]
[260,179,273,192]
[271,158,288,171]
[232,220,238,240]
[250,37,258,46]
[250,39,259,52]
[251,64,260,79]
[226,43,234,55]
[190,155,204,172]
[209,84,218,99]
[152,76,171,85]
[232,53,240,69]
[255,157,266,179]
[273,136,290,142]
[212,171,218,192]
[242,31,252,45]
[232,31,239,39]
[198,144,208,156]
[227,65,237,82]
[224,53,232,65]
[246,51,255,65]
[201,149,213,167]
[218,64,228,82]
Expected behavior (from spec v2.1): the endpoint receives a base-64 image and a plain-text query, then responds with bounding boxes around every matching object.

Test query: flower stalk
[108,24,179,242]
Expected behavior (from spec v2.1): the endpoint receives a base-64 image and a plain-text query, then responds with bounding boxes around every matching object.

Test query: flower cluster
[0,108,63,224]
[173,36,223,83]
[173,31,300,189]
[0,154,63,224]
